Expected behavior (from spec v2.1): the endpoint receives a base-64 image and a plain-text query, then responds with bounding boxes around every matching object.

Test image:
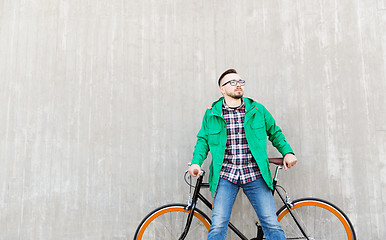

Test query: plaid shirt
[219,100,261,184]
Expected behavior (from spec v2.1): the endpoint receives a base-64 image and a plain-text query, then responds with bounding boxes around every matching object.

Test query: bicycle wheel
[277,198,356,240]
[134,203,211,240]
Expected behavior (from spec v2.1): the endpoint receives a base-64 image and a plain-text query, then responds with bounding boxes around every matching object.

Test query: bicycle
[134,158,357,240]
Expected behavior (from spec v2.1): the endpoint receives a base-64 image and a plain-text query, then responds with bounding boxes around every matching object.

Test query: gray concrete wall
[0,0,385,239]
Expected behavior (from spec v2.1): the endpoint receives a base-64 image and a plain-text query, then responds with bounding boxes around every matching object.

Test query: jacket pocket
[208,128,221,145]
[250,121,266,140]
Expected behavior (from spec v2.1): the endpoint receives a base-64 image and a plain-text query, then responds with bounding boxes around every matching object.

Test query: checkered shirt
[219,100,261,184]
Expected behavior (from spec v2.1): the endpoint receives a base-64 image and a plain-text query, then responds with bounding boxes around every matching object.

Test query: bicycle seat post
[272,166,282,195]
[273,166,282,183]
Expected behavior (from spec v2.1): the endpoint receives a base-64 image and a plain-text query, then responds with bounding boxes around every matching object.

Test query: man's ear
[219,85,225,95]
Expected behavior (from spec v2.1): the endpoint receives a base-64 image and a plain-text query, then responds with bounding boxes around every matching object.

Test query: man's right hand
[187,164,201,177]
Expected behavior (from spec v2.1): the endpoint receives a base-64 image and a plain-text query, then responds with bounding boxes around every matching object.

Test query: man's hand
[283,153,297,170]
[188,164,201,177]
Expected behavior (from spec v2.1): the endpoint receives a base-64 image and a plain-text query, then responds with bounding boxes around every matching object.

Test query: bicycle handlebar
[187,158,283,182]
[268,158,284,165]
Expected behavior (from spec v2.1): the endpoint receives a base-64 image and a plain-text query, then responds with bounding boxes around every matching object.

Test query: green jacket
[191,97,294,196]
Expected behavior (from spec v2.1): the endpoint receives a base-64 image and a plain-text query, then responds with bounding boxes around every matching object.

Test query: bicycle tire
[133,203,211,240]
[276,197,356,240]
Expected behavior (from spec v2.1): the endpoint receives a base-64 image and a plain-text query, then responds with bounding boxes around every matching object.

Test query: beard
[227,88,244,99]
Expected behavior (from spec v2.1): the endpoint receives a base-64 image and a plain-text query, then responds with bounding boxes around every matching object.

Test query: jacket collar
[211,97,256,116]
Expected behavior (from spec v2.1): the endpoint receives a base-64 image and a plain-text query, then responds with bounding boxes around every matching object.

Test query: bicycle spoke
[278,199,355,240]
[135,205,210,240]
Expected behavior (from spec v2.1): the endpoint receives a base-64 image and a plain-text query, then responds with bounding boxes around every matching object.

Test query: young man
[188,69,297,240]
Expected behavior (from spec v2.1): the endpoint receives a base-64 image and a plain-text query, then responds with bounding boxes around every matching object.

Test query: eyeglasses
[221,79,246,87]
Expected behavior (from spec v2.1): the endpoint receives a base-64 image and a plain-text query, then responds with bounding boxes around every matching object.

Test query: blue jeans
[207,178,286,240]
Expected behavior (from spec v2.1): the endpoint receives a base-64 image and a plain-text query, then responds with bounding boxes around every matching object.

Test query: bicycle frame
[181,164,310,240]
[134,158,355,240]
[182,172,249,240]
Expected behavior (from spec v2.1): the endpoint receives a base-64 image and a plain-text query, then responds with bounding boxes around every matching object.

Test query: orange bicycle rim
[137,206,211,239]
[277,200,353,240]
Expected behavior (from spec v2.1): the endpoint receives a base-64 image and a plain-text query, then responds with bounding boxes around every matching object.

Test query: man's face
[219,73,244,99]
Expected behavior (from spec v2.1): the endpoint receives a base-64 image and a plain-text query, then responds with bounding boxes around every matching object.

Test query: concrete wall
[1,0,385,239]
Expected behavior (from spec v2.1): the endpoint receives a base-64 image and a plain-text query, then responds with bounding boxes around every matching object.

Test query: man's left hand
[283,153,297,170]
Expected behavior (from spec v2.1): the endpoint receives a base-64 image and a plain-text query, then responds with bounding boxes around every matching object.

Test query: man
[187,69,297,240]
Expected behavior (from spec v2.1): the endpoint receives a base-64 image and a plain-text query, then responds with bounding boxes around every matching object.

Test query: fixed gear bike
[134,158,357,240]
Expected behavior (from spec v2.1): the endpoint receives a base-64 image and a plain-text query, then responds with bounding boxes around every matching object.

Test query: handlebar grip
[193,169,199,175]
[268,158,284,165]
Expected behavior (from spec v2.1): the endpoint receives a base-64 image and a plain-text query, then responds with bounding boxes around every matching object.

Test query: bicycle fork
[178,202,196,240]
[273,166,310,240]
[275,189,310,240]
[178,173,205,240]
